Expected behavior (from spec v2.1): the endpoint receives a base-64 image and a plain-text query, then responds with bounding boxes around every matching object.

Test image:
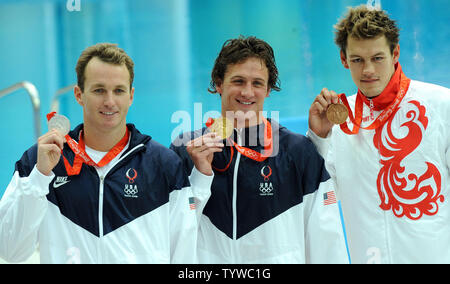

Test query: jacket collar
[69,123,152,150]
[358,63,403,111]
[231,118,280,148]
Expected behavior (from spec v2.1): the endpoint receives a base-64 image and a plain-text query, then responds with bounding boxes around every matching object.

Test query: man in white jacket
[308,5,450,263]
[0,43,221,263]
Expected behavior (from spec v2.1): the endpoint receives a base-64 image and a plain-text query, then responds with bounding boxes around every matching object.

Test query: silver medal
[48,114,70,136]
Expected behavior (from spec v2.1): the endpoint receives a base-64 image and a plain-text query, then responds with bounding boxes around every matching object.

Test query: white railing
[0,81,41,139]
[50,84,76,113]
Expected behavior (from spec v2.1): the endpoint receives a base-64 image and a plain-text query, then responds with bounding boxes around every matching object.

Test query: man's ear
[74,85,83,106]
[340,50,349,69]
[129,87,135,106]
[215,80,223,95]
[392,44,400,65]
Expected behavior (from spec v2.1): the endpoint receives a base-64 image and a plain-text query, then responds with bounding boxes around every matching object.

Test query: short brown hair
[75,43,134,92]
[209,36,281,93]
[334,5,400,56]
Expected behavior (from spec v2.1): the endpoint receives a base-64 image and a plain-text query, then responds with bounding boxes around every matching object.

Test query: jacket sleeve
[0,164,53,263]
[169,133,196,176]
[303,178,350,263]
[168,154,213,264]
[170,139,212,223]
[306,128,339,191]
[306,128,334,159]
[188,168,213,225]
[299,143,349,264]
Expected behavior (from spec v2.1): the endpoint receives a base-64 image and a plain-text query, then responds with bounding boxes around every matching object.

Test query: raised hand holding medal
[185,118,226,176]
[35,112,70,176]
[45,111,131,176]
[204,116,273,172]
[309,87,343,138]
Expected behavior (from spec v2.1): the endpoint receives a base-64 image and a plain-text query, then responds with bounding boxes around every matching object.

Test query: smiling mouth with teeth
[237,100,254,105]
[101,111,117,115]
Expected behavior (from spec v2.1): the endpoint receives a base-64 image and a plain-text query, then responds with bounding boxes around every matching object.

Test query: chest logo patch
[259,165,274,196]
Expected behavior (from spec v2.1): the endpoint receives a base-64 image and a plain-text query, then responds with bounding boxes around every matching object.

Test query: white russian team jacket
[309,80,450,263]
[0,124,212,264]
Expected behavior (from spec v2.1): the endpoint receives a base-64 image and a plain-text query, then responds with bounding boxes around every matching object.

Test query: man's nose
[240,83,254,98]
[103,91,115,107]
[362,61,376,77]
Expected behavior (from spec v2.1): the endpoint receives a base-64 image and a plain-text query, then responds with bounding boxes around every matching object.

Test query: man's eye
[351,58,362,63]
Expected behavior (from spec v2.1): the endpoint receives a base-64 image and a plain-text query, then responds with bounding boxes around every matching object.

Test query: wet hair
[209,35,281,93]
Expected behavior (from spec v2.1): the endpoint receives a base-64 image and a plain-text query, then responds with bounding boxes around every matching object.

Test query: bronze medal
[326,103,349,125]
[208,117,234,139]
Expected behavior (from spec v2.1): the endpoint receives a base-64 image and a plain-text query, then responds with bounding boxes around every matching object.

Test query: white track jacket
[0,124,212,263]
[309,77,450,264]
[171,120,350,263]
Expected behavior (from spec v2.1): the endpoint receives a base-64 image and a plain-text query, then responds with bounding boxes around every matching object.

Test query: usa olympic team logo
[259,165,274,196]
[126,168,138,183]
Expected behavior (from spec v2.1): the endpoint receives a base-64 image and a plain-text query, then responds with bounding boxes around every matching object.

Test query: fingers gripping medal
[326,103,349,125]
[205,116,273,172]
[47,112,70,135]
[207,117,234,139]
[46,111,80,176]
[46,111,130,176]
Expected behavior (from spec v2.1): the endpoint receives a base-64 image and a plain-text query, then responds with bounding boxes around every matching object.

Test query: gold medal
[326,103,349,125]
[208,117,234,139]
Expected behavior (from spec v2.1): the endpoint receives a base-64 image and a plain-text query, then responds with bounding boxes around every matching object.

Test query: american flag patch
[323,191,337,206]
[189,197,196,210]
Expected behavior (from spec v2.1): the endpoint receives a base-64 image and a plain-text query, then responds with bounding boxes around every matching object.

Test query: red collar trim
[358,63,402,111]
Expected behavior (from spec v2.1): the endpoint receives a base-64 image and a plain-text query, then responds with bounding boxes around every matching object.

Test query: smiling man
[171,36,349,264]
[216,56,269,128]
[0,43,216,263]
[308,5,450,263]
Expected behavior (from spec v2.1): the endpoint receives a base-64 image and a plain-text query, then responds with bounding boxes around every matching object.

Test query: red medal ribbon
[46,112,130,176]
[46,111,57,121]
[338,64,411,135]
[206,117,273,172]
[232,117,273,162]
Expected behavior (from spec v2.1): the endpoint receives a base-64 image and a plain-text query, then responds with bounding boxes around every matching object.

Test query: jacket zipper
[98,175,105,264]
[232,131,242,241]
[231,129,243,262]
[369,99,375,120]
[95,143,145,263]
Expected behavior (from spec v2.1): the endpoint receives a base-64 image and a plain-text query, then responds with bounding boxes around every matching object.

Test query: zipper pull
[369,99,375,120]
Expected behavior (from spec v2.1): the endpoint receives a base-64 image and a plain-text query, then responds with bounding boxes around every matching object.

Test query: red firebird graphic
[373,100,444,220]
